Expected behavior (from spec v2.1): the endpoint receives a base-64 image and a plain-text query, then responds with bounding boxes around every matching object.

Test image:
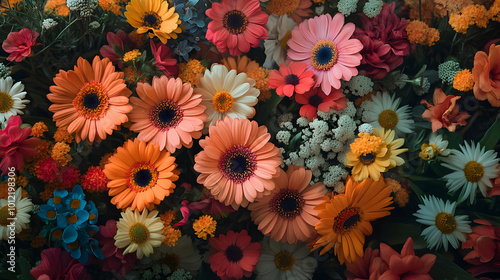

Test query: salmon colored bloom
[103,139,180,211]
[295,87,347,121]
[472,44,500,107]
[129,76,207,153]
[421,88,470,132]
[47,56,133,143]
[268,62,315,97]
[462,219,500,277]
[2,28,40,62]
[194,117,282,209]
[248,166,327,244]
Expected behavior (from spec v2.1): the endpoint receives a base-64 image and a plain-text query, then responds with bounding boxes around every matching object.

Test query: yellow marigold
[31,234,47,248]
[489,0,500,22]
[247,67,271,102]
[160,210,176,225]
[99,0,122,15]
[31,122,48,137]
[453,69,474,91]
[163,225,181,246]
[123,49,141,62]
[406,20,440,46]
[122,65,146,83]
[44,0,69,17]
[178,59,206,86]
[394,188,409,207]
[449,4,489,34]
[51,142,71,166]
[15,175,28,188]
[53,128,74,143]
[350,133,384,156]
[192,215,217,240]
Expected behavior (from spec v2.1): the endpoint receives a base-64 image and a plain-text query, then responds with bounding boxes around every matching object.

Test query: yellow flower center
[280,30,293,50]
[142,11,161,29]
[0,91,13,113]
[46,210,56,219]
[274,251,295,271]
[435,212,456,234]
[0,205,16,227]
[193,215,217,240]
[70,199,80,209]
[73,81,109,120]
[129,223,149,244]
[212,91,234,113]
[52,228,63,239]
[333,207,362,234]
[53,196,62,205]
[378,110,399,129]
[123,49,142,62]
[68,214,78,224]
[463,161,484,183]
[126,162,159,192]
[310,40,338,71]
[267,0,300,16]
[223,10,248,35]
[68,240,80,250]
[163,253,181,272]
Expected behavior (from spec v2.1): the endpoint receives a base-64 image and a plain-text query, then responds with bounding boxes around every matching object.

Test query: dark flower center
[142,12,161,29]
[308,95,323,107]
[83,93,100,109]
[359,153,376,165]
[333,207,361,233]
[134,169,153,188]
[150,100,183,131]
[270,189,304,219]
[310,40,338,71]
[219,145,256,183]
[284,74,300,86]
[229,155,247,174]
[223,10,248,34]
[224,245,243,262]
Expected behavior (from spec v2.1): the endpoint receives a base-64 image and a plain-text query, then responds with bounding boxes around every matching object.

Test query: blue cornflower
[38,204,57,221]
[86,201,98,225]
[63,230,90,263]
[47,189,68,211]
[63,185,87,212]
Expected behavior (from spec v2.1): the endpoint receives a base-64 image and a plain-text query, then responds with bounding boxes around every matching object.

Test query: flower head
[362,92,414,136]
[31,122,48,137]
[266,0,313,23]
[96,220,137,276]
[192,215,217,240]
[0,77,29,127]
[30,248,92,280]
[421,88,470,132]
[2,28,40,62]
[0,188,33,240]
[150,40,178,77]
[295,87,347,121]
[81,166,109,193]
[264,14,298,68]
[453,69,474,92]
[269,62,315,97]
[472,44,500,107]
[462,219,500,277]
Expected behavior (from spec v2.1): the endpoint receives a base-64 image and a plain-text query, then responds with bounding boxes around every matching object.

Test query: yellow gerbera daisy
[124,0,182,44]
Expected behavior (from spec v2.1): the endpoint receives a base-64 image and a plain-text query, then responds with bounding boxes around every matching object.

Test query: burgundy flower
[353,2,411,80]
[150,40,178,77]
[99,30,135,69]
[30,248,91,280]
[2,28,40,62]
[96,220,136,276]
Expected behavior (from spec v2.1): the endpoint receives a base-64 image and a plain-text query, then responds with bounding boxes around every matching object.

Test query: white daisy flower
[114,208,164,259]
[255,237,318,280]
[0,188,33,240]
[194,65,259,131]
[159,235,202,276]
[263,15,298,69]
[0,77,29,128]
[419,132,451,161]
[362,91,414,136]
[414,195,471,251]
[441,141,499,204]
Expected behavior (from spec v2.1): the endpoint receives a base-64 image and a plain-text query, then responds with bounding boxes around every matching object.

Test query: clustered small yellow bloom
[51,142,71,166]
[453,69,474,92]
[53,128,73,143]
[406,20,440,46]
[247,67,271,102]
[98,0,124,15]
[123,49,142,62]
[419,143,441,161]
[449,4,489,33]
[385,178,409,207]
[31,121,48,137]
[178,59,206,87]
[160,210,182,246]
[193,215,217,240]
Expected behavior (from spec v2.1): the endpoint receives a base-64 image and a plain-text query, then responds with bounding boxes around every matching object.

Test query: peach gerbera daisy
[129,76,207,153]
[248,166,327,244]
[103,139,180,211]
[194,117,282,209]
[47,56,133,143]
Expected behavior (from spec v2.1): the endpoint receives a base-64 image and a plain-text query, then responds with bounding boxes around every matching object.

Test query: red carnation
[2,28,40,62]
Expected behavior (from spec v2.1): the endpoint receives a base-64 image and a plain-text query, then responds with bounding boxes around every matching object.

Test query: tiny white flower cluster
[363,0,384,18]
[338,0,359,16]
[343,75,374,97]
[42,18,58,31]
[66,0,98,17]
[276,102,359,188]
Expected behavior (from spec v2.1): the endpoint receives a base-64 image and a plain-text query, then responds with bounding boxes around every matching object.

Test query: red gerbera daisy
[295,87,347,121]
[208,230,261,280]
[206,0,268,56]
[268,62,315,97]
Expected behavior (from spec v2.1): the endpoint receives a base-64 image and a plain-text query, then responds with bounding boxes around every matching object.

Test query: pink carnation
[2,28,40,62]
[0,116,39,175]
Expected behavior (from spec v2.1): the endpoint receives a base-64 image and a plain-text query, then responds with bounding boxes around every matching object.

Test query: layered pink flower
[150,40,178,77]
[206,0,268,56]
[287,13,363,94]
[462,219,500,277]
[345,238,436,280]
[2,28,40,62]
[268,62,315,97]
[421,88,470,132]
[30,248,91,280]
[96,220,137,276]
[295,87,347,121]
[472,44,500,107]
[0,116,39,175]
[353,2,411,80]
[99,30,133,69]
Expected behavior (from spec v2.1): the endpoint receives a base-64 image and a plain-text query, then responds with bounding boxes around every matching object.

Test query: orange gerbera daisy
[129,76,207,153]
[103,139,180,211]
[248,166,327,244]
[312,177,393,264]
[47,56,133,143]
[194,117,282,209]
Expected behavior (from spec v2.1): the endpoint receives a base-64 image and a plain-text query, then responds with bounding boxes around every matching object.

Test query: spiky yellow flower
[193,215,217,240]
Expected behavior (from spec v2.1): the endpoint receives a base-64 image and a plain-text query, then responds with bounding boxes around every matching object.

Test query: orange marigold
[53,128,74,143]
[0,183,28,199]
[160,210,176,225]
[44,0,69,16]
[99,0,122,15]
[394,188,409,207]
[434,0,473,18]
[51,142,71,166]
[490,0,500,22]
[449,4,489,34]
[163,225,182,246]
[31,122,48,137]
[406,20,440,46]
[453,69,474,91]
[247,67,271,102]
[178,59,206,86]
[192,215,217,240]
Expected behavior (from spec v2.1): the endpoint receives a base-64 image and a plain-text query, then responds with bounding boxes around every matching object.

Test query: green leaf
[470,211,500,227]
[288,132,303,152]
[430,254,476,280]
[408,181,425,203]
[17,257,35,280]
[479,118,500,150]
[378,223,427,249]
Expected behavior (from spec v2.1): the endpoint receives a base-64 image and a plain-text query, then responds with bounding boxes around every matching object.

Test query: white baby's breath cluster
[66,0,98,17]
[338,0,359,16]
[276,102,358,187]
[343,75,374,97]
[42,18,58,30]
[363,0,384,18]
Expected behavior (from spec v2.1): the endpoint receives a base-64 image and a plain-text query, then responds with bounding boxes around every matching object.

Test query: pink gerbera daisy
[268,62,315,97]
[295,87,347,121]
[287,13,363,94]
[248,166,327,244]
[208,230,261,280]
[194,117,282,209]
[206,0,268,56]
[129,76,207,153]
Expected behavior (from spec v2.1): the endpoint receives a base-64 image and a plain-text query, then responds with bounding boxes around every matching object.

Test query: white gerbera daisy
[419,132,451,161]
[263,15,297,69]
[114,208,165,259]
[255,237,318,280]
[0,188,33,240]
[362,92,414,136]
[194,64,259,131]
[414,196,471,251]
[159,235,202,276]
[0,77,29,128]
[441,141,499,204]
